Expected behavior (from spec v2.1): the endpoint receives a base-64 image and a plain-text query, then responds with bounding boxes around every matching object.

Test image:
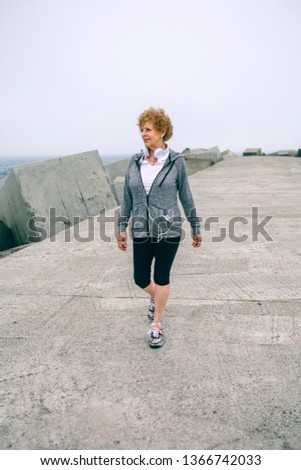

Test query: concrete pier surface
[1,156,301,450]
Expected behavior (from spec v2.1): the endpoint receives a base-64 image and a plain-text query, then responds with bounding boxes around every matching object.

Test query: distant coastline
[0,154,128,181]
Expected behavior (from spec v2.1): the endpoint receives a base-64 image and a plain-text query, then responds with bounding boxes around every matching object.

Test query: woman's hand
[117,231,128,251]
[192,234,202,248]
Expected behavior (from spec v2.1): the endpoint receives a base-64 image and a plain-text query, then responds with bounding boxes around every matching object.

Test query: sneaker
[148,298,155,322]
[147,324,164,348]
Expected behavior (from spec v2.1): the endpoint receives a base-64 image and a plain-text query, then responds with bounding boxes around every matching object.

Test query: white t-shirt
[140,146,170,195]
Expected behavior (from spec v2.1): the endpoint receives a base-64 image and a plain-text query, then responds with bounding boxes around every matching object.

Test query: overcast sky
[0,0,300,158]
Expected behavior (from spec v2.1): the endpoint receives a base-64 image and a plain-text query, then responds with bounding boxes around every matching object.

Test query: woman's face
[140,121,165,150]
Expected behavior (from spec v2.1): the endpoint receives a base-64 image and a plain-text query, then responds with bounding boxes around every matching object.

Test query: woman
[117,108,202,348]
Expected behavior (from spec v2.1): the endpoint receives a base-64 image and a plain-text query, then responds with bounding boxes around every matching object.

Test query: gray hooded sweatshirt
[118,149,201,239]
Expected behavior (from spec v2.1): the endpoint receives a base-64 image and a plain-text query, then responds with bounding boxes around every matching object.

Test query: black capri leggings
[133,236,181,288]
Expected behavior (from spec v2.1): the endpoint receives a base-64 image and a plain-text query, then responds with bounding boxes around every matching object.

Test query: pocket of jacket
[148,204,165,222]
[148,205,169,235]
[131,204,148,230]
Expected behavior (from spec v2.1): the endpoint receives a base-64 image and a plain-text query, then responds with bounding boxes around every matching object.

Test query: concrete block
[183,146,223,161]
[0,171,28,246]
[243,148,262,156]
[182,146,208,155]
[268,150,297,157]
[0,220,15,251]
[184,156,214,175]
[104,158,130,205]
[182,146,223,175]
[104,158,130,184]
[221,149,239,158]
[0,150,117,247]
[112,176,125,205]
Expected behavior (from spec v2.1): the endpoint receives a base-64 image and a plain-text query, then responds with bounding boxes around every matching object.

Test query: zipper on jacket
[135,152,180,236]
[147,153,180,196]
[135,158,150,234]
[159,160,175,187]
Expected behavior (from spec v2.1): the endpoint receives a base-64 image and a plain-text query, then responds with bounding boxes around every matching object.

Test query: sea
[0,154,128,181]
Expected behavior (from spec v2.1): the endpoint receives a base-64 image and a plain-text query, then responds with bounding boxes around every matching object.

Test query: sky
[0,0,300,158]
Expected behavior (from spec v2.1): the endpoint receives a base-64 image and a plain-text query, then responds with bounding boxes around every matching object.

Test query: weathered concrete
[0,150,117,248]
[0,156,301,450]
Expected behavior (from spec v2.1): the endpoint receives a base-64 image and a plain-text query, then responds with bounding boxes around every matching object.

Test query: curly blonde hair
[137,107,173,142]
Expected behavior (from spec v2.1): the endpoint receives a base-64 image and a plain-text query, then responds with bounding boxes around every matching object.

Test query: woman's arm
[118,168,132,232]
[177,157,201,236]
[117,164,133,251]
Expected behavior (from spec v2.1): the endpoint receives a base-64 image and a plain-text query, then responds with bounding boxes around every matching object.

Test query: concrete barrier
[0,170,27,247]
[111,176,126,205]
[182,146,223,161]
[0,220,15,251]
[104,158,130,205]
[104,158,130,183]
[184,155,214,175]
[243,148,262,156]
[0,146,228,247]
[221,149,239,158]
[182,146,223,175]
[103,148,225,203]
[0,150,117,248]
[268,149,297,157]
